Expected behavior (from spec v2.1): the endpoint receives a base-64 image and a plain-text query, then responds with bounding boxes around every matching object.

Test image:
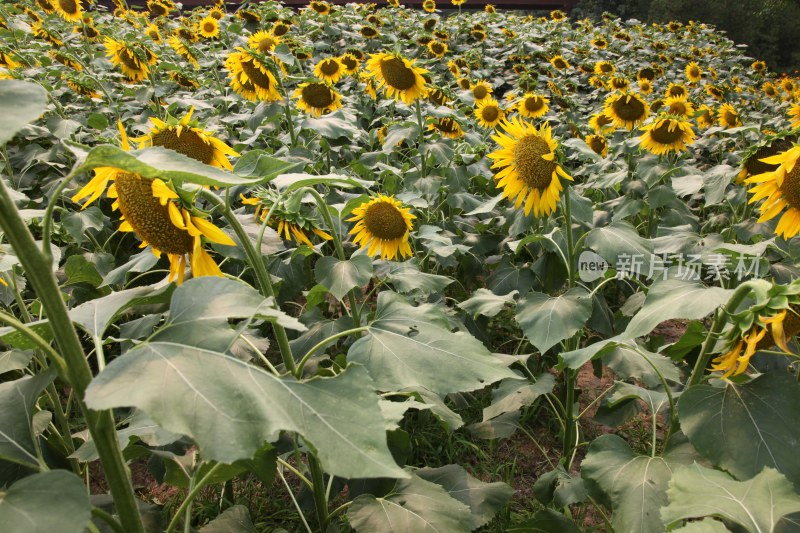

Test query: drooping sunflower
[248,31,280,54]
[745,144,800,238]
[475,98,504,129]
[348,195,415,260]
[685,61,702,83]
[147,0,171,17]
[665,83,688,99]
[488,118,573,218]
[585,134,608,157]
[168,37,199,69]
[54,0,83,22]
[241,190,332,249]
[427,40,447,58]
[168,71,199,90]
[104,38,157,82]
[225,48,281,102]
[35,0,56,14]
[738,136,796,183]
[603,92,649,131]
[589,112,616,134]
[470,80,492,102]
[427,87,449,106]
[309,1,331,15]
[664,95,695,118]
[272,20,291,36]
[428,117,464,139]
[145,24,162,43]
[198,16,220,39]
[639,116,697,156]
[550,55,570,70]
[65,76,100,98]
[0,52,20,71]
[71,124,235,284]
[518,93,549,119]
[550,9,566,20]
[365,52,428,105]
[360,25,379,39]
[314,57,345,84]
[594,60,615,76]
[751,60,767,73]
[609,77,630,92]
[718,103,742,128]
[236,9,260,23]
[49,51,81,71]
[131,107,239,170]
[293,82,342,117]
[591,37,608,49]
[695,104,714,129]
[339,53,360,75]
[705,84,725,100]
[485,4,495,13]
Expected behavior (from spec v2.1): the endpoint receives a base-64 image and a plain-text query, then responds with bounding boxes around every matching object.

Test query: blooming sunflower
[518,93,549,119]
[594,61,615,76]
[485,4,495,13]
[695,104,714,129]
[428,117,464,139]
[272,21,291,36]
[427,40,447,58]
[236,9,260,23]
[348,195,415,260]
[168,37,199,69]
[314,58,345,84]
[427,87,449,106]
[475,99,504,129]
[751,60,767,73]
[781,78,796,95]
[0,52,21,71]
[664,95,695,118]
[604,92,649,130]
[339,53,360,75]
[104,38,157,82]
[248,31,280,54]
[225,48,281,102]
[71,123,235,284]
[789,103,800,129]
[738,136,796,183]
[131,107,239,170]
[294,82,342,117]
[718,103,742,128]
[65,76,100,98]
[685,61,702,83]
[198,16,220,39]
[488,118,573,217]
[208,6,224,19]
[365,52,428,105]
[35,0,55,14]
[591,38,608,49]
[745,144,800,238]
[589,112,616,134]
[550,55,570,70]
[147,0,171,17]
[638,79,653,95]
[54,0,82,22]
[665,83,688,99]
[586,134,608,157]
[470,80,492,102]
[639,116,696,156]
[145,24,162,43]
[241,190,332,249]
[550,10,566,20]
[422,0,436,13]
[637,67,656,82]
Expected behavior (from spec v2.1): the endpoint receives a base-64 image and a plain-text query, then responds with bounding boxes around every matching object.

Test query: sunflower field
[2,0,800,530]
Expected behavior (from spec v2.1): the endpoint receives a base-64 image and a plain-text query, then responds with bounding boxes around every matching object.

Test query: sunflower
[594,61,615,76]
[65,76,100,98]
[589,112,616,134]
[427,40,447,58]
[665,83,688,99]
[745,144,800,238]
[781,78,796,94]
[604,92,649,130]
[360,25,379,39]
[314,57,345,84]
[517,93,549,119]
[586,134,608,157]
[49,51,81,71]
[422,0,436,13]
[242,191,332,249]
[664,95,695,118]
[365,52,428,105]
[637,67,656,82]
[550,9,566,20]
[0,52,20,71]
[236,9,260,23]
[309,1,331,15]
[488,118,573,217]
[638,79,653,95]
[198,16,219,39]
[272,20,290,36]
[208,6,224,19]
[475,98,504,129]
[485,4,495,13]
[695,104,714,129]
[471,29,487,42]
[147,0,171,17]
[550,55,570,70]
[71,123,235,284]
[705,84,725,101]
[248,31,280,54]
[718,103,742,128]
[145,24,162,43]
[752,60,767,73]
[225,48,281,102]
[428,117,464,139]
[294,82,342,117]
[104,38,157,82]
[132,107,238,170]
[738,136,796,183]
[348,195,415,260]
[789,103,800,129]
[168,71,199,89]
[168,37,199,69]
[54,0,82,22]
[609,77,630,92]
[590,37,608,49]
[427,87,449,106]
[470,80,492,102]
[685,61,702,83]
[763,82,779,98]
[452,0,465,4]
[639,116,696,156]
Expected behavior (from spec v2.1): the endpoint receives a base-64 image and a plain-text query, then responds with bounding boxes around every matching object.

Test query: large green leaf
[603,344,680,387]
[662,465,800,533]
[678,372,800,486]
[232,149,303,180]
[348,472,472,533]
[85,346,406,479]
[0,350,33,375]
[507,509,582,532]
[670,519,731,533]
[482,374,555,420]
[415,464,514,529]
[624,279,732,338]
[199,505,255,533]
[315,255,373,301]
[585,221,654,274]
[348,292,518,395]
[0,80,48,146]
[69,285,173,338]
[457,289,518,318]
[0,371,55,468]
[582,434,698,533]
[0,470,91,533]
[516,288,593,353]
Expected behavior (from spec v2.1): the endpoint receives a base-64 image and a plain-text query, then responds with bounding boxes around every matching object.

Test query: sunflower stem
[0,176,145,533]
[284,99,298,148]
[560,188,580,464]
[415,100,428,179]
[201,189,297,375]
[308,453,331,531]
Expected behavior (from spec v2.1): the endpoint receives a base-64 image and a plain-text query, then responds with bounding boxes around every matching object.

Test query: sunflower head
[589,111,616,134]
[518,93,549,119]
[637,67,656,82]
[427,87,449,106]
[745,144,800,238]
[365,52,428,105]
[309,1,331,14]
[360,25,379,39]
[550,55,570,70]
[590,37,608,49]
[54,0,83,22]
[236,9,260,23]
[664,95,695,118]
[603,92,649,130]
[685,61,702,83]
[718,103,742,128]
[586,134,608,158]
[427,40,447,58]
[695,104,714,129]
[348,195,415,260]
[751,60,767,73]
[314,57,345,83]
[198,16,220,39]
[248,31,280,54]
[294,82,342,117]
[738,135,796,183]
[665,83,688,99]
[609,77,630,91]
[428,117,464,139]
[639,116,696,156]
[475,99,504,129]
[225,48,282,102]
[242,188,332,249]
[470,80,492,102]
[104,38,157,82]
[763,82,779,98]
[594,60,615,76]
[422,0,436,13]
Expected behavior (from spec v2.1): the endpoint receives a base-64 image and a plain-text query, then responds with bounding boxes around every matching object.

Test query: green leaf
[415,464,514,529]
[585,221,654,274]
[670,519,732,533]
[69,285,173,338]
[0,80,48,146]
[63,255,103,287]
[532,465,588,508]
[382,261,454,294]
[270,172,372,191]
[0,350,33,374]
[516,288,593,353]
[0,470,91,533]
[60,206,106,245]
[302,112,362,140]
[315,255,373,301]
[678,372,800,486]
[457,289,518,318]
[482,374,555,420]
[71,410,181,462]
[624,279,732,338]
[507,509,582,532]
[467,411,521,440]
[85,348,406,479]
[81,145,264,187]
[348,292,519,395]
[199,505,255,533]
[581,434,698,533]
[0,370,55,468]
[348,472,472,533]
[662,465,800,533]
[603,344,680,387]
[232,149,302,179]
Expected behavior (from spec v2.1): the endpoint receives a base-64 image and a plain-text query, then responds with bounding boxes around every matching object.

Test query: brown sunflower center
[59,0,79,14]
[745,139,795,175]
[240,57,274,90]
[256,37,275,53]
[341,55,357,70]
[514,134,556,190]
[669,101,688,115]
[553,58,567,69]
[638,68,655,80]
[203,21,216,33]
[114,173,194,255]
[302,83,334,108]
[599,63,613,73]
[435,118,459,134]
[118,48,142,71]
[689,66,700,77]
[723,110,738,125]
[311,2,328,13]
[612,96,646,122]
[380,57,417,91]
[668,87,686,97]
[428,89,447,105]
[649,120,685,145]
[472,85,488,100]
[778,164,800,210]
[363,201,408,240]
[361,26,378,37]
[588,136,606,154]
[431,42,445,55]
[150,2,167,15]
[320,59,340,76]
[481,105,500,123]
[525,97,544,112]
[151,128,215,165]
[273,23,289,36]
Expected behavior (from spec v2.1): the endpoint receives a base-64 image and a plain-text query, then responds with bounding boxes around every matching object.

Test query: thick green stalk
[0,178,145,533]
[307,454,330,531]
[560,189,579,463]
[414,100,428,179]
